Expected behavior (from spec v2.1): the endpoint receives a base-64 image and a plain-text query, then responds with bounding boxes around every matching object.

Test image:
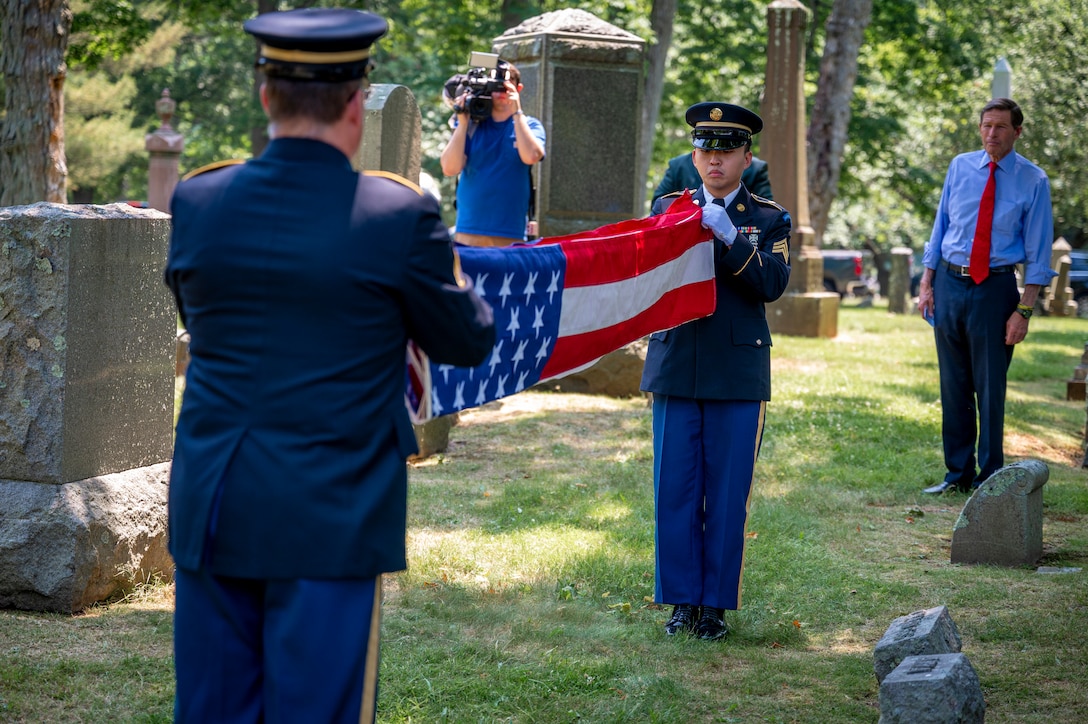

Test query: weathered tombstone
[0,203,175,612]
[354,84,447,457]
[762,0,839,338]
[879,654,985,724]
[355,84,422,184]
[1067,341,1088,402]
[145,89,184,213]
[492,10,648,391]
[1044,238,1077,317]
[950,460,1048,566]
[492,9,646,237]
[992,57,1012,99]
[887,247,913,314]
[874,605,963,684]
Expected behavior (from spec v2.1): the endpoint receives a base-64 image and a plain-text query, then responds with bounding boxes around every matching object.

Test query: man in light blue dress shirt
[917,97,1055,494]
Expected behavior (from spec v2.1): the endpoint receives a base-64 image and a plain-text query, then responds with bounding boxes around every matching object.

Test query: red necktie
[969,161,997,284]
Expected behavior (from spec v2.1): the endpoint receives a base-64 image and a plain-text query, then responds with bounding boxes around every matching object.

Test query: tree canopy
[6,0,1084,247]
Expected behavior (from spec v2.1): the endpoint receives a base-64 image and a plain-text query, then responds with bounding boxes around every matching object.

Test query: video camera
[444,52,511,122]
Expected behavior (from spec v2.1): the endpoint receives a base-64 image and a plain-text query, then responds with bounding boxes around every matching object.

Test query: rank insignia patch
[772,239,789,264]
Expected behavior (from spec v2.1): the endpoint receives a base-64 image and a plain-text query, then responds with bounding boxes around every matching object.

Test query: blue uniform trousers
[174,570,382,724]
[652,395,765,610]
[933,263,1019,487]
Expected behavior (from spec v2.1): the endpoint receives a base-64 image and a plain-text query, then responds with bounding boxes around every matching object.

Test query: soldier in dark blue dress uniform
[642,102,791,641]
[164,8,494,722]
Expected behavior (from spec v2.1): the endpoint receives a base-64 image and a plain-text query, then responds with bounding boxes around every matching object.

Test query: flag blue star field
[406,192,716,423]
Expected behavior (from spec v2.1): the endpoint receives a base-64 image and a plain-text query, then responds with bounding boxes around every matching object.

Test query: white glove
[701,202,737,245]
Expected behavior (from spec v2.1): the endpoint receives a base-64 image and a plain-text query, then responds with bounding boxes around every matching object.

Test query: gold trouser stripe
[358,576,383,724]
[735,401,767,609]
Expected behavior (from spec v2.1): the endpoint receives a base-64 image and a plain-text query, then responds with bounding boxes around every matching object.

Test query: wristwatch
[1016,303,1033,319]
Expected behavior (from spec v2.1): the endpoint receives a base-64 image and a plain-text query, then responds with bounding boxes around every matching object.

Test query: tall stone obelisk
[762,0,839,338]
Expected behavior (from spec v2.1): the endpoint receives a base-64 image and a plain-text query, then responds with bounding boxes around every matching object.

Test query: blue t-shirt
[455,114,546,240]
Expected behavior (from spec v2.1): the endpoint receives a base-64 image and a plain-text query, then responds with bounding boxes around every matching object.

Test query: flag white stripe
[558,240,714,337]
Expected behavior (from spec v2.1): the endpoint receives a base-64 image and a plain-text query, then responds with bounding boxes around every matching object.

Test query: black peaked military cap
[244,8,388,82]
[686,102,763,151]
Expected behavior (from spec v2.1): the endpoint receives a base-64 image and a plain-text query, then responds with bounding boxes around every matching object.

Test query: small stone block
[874,606,962,684]
[1067,379,1086,401]
[878,654,985,724]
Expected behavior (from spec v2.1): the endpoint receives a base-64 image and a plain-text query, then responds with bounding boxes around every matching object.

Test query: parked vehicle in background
[821,249,871,297]
[1068,249,1088,318]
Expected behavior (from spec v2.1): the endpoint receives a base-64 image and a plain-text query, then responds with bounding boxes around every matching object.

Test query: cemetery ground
[0,304,1086,723]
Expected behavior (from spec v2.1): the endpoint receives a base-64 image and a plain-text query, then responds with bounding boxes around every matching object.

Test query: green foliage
[68,0,154,69]
[53,0,1088,242]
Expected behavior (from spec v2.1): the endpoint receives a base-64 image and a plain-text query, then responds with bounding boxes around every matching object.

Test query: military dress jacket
[640,185,791,401]
[165,138,495,580]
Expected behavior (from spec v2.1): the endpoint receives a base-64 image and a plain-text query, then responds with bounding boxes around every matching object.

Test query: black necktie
[712,198,726,208]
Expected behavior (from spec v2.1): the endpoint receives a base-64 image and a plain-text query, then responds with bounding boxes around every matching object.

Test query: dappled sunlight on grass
[586,500,634,523]
[405,524,611,590]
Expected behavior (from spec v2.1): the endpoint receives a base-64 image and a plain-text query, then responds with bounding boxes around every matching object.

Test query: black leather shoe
[695,607,728,641]
[922,481,967,494]
[664,604,698,636]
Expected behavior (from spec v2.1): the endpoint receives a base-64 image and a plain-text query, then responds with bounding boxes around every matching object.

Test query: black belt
[940,259,1016,277]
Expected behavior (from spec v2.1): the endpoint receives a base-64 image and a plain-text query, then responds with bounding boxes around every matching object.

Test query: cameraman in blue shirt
[440,58,546,246]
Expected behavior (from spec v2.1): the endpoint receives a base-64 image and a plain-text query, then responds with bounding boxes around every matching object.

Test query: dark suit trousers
[933,264,1019,486]
[174,570,382,724]
[652,395,765,610]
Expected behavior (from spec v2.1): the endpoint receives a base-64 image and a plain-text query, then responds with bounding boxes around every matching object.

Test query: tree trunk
[638,0,677,216]
[0,0,73,205]
[501,0,539,30]
[806,0,872,247]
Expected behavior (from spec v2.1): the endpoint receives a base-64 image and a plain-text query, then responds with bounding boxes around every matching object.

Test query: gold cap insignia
[710,107,723,121]
[736,203,746,212]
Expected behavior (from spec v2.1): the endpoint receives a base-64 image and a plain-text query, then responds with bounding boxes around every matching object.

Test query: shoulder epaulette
[363,170,424,196]
[181,159,245,182]
[751,194,786,212]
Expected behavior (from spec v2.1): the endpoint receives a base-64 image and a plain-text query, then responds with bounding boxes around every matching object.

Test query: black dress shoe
[922,481,969,494]
[664,604,698,636]
[695,607,728,641]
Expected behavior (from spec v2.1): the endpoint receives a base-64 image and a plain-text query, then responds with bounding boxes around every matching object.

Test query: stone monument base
[412,415,456,460]
[767,292,840,338]
[0,463,172,613]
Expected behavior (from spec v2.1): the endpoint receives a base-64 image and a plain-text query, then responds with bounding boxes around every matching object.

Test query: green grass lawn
[2,304,1086,723]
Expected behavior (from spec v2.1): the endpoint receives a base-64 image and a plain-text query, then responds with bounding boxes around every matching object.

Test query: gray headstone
[356,84,422,183]
[879,654,985,724]
[887,246,912,314]
[493,10,646,237]
[951,460,1048,566]
[0,463,172,613]
[874,605,963,684]
[0,203,175,484]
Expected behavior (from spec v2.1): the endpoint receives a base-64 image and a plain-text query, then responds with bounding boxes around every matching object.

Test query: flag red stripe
[540,278,716,379]
[549,196,709,288]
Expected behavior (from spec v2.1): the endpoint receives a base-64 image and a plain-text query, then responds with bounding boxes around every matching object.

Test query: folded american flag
[406,192,716,424]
